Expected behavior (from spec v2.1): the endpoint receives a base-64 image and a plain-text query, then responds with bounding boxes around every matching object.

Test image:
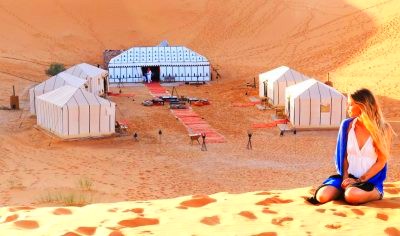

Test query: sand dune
[0,0,400,235]
[1,182,400,235]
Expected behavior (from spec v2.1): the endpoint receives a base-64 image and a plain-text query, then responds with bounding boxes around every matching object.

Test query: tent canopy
[286,79,344,99]
[259,66,309,105]
[65,63,108,78]
[29,72,87,114]
[38,85,112,108]
[33,72,86,93]
[109,46,209,67]
[64,63,108,96]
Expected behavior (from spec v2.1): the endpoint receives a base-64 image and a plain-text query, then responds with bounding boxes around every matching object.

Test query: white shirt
[346,118,377,178]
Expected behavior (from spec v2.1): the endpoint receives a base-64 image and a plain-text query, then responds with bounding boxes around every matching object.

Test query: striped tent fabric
[108,45,211,83]
[64,63,109,96]
[285,79,346,129]
[36,85,115,139]
[29,72,87,115]
[258,66,310,106]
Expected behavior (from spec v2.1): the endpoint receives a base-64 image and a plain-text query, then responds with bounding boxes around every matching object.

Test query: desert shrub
[45,63,65,76]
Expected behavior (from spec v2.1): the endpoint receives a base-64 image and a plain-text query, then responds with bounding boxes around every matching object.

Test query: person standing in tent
[146,68,152,83]
[308,88,394,205]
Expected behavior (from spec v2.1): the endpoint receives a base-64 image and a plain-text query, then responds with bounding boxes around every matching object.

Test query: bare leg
[316,186,342,203]
[344,187,381,205]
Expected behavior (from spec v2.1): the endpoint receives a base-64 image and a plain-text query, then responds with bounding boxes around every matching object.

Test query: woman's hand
[341,178,357,189]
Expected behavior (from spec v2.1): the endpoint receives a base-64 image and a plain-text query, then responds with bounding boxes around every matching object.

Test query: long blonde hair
[351,88,394,160]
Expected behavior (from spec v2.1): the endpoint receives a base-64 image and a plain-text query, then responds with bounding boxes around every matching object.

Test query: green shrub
[45,63,65,76]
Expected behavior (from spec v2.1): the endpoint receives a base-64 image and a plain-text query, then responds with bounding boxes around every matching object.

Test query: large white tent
[285,79,346,129]
[29,72,87,115]
[259,66,309,106]
[65,63,109,96]
[108,45,210,83]
[36,85,115,139]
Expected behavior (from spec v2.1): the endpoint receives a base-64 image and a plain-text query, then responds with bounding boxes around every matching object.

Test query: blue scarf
[335,117,387,193]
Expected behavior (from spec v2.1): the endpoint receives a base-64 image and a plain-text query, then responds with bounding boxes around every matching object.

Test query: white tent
[259,66,309,106]
[65,63,109,96]
[36,85,115,139]
[108,45,210,83]
[29,72,87,115]
[285,79,346,129]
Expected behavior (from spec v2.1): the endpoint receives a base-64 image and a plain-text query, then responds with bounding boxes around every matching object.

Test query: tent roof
[109,46,209,66]
[260,66,309,84]
[286,79,345,99]
[37,85,113,107]
[33,72,86,92]
[65,63,108,78]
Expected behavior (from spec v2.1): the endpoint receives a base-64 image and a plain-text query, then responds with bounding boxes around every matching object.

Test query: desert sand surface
[0,0,400,235]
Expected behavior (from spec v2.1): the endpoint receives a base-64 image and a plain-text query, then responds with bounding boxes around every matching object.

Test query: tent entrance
[104,78,108,94]
[141,66,160,83]
[263,81,268,97]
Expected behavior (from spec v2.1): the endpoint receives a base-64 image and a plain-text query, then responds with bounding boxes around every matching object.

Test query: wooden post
[10,85,19,110]
[325,73,333,87]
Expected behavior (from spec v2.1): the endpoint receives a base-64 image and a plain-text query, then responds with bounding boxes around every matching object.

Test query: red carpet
[171,109,225,143]
[145,83,169,97]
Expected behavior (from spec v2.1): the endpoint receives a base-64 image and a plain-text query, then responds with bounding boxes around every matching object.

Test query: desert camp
[258,66,310,106]
[0,0,400,235]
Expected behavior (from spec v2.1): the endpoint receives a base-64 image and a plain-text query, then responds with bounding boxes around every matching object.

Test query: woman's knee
[344,187,376,205]
[316,186,340,203]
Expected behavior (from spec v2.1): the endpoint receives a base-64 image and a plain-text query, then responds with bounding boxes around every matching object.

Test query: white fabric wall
[179,67,185,82]
[29,74,86,115]
[36,87,115,138]
[285,82,346,129]
[185,67,191,81]
[160,66,166,81]
[29,88,36,114]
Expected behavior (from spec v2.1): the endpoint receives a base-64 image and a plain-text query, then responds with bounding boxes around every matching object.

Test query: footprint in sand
[384,227,400,236]
[4,214,18,222]
[118,217,159,228]
[122,208,144,214]
[271,217,293,226]
[239,211,257,220]
[53,208,72,215]
[351,209,364,216]
[262,208,278,214]
[333,212,347,217]
[109,231,124,236]
[200,215,220,226]
[315,209,326,213]
[14,220,39,230]
[377,213,389,221]
[75,227,97,235]
[179,195,216,208]
[325,224,341,229]
[256,197,293,206]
